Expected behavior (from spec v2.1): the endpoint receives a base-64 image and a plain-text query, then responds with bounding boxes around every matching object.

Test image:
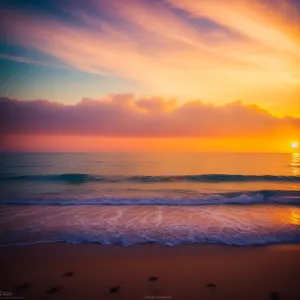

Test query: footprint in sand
[46,286,63,295]
[109,285,121,293]
[62,271,76,277]
[269,292,281,300]
[205,283,217,288]
[149,276,159,281]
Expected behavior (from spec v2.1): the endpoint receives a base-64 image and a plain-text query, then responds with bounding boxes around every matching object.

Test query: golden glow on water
[290,212,300,226]
[290,153,300,176]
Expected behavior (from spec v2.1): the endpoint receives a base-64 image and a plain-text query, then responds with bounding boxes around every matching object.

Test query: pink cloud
[0,95,298,138]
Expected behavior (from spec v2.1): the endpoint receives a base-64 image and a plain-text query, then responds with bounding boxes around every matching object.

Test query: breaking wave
[1,190,300,206]
[1,173,300,183]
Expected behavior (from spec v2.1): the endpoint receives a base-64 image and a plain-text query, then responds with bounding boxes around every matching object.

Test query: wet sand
[0,243,299,300]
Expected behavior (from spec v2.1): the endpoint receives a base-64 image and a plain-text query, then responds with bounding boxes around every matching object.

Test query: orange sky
[0,0,299,152]
[1,135,297,153]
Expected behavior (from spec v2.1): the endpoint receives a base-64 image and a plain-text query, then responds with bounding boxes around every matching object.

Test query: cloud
[0,53,71,70]
[166,0,300,56]
[0,95,298,138]
[0,0,299,104]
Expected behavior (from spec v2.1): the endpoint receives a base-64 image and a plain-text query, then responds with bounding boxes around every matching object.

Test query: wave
[0,203,299,247]
[1,173,300,184]
[1,236,300,248]
[1,190,300,206]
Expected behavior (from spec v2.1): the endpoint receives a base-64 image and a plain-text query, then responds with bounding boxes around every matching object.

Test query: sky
[0,0,299,152]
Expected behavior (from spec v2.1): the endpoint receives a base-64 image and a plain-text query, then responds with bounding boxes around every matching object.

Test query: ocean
[0,152,299,246]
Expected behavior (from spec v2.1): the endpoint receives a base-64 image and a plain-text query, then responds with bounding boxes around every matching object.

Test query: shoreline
[1,240,300,248]
[0,243,299,300]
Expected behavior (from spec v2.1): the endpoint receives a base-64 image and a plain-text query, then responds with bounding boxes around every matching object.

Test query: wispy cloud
[167,0,300,55]
[0,53,71,70]
[0,0,299,111]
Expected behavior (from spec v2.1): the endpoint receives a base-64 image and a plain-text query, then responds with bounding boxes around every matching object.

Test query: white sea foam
[0,204,299,247]
[1,191,300,205]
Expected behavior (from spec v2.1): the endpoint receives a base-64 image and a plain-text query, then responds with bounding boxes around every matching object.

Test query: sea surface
[0,152,299,246]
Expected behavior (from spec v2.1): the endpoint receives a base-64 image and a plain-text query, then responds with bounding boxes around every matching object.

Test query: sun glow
[291,141,299,149]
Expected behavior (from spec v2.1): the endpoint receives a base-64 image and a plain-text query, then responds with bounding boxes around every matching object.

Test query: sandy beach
[0,243,299,300]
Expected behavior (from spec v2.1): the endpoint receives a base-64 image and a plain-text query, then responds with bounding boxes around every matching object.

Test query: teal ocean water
[0,152,299,246]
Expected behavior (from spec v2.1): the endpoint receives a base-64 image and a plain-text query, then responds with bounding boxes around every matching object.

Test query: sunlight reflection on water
[290,152,300,176]
[290,212,300,226]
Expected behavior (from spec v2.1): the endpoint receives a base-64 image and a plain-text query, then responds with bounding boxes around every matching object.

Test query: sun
[291,141,299,149]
